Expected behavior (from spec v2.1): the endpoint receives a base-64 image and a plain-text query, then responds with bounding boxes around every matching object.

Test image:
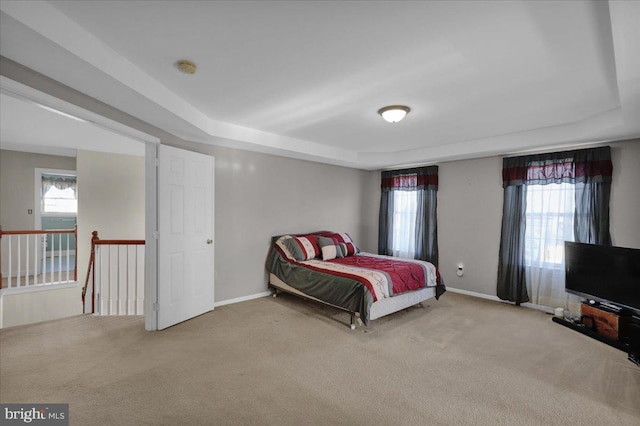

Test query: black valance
[502,146,612,187]
[381,166,438,191]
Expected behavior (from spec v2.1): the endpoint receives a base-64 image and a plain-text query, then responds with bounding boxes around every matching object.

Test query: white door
[157,145,214,330]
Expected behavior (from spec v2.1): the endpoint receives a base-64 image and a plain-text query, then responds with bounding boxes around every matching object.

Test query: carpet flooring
[1,292,639,425]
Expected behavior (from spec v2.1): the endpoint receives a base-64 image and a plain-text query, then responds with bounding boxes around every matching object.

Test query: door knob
[206,239,213,244]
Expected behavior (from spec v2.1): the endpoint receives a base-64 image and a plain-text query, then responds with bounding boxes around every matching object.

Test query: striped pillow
[319,232,359,256]
[283,235,321,261]
[318,236,344,260]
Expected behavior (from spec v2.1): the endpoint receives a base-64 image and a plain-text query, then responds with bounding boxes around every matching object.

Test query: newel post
[73,225,78,282]
[82,230,100,313]
[91,231,98,314]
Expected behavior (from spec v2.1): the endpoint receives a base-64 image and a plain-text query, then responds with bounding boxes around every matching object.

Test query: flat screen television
[565,242,640,314]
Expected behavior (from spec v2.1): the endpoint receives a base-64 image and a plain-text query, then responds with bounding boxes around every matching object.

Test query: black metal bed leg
[349,313,364,330]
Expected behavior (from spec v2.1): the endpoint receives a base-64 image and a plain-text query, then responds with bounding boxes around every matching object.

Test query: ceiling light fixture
[176,59,197,74]
[377,105,410,123]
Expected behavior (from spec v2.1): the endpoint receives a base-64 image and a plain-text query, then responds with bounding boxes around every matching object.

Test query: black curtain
[572,148,613,245]
[378,190,394,257]
[378,166,439,265]
[415,187,438,266]
[496,183,528,304]
[497,146,612,304]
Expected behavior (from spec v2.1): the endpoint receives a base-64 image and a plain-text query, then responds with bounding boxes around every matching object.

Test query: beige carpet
[1,292,639,425]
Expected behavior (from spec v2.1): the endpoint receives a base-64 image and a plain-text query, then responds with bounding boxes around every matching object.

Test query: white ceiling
[0,91,145,157]
[1,0,639,169]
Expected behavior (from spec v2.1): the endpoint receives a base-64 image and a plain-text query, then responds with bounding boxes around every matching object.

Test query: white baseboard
[446,286,554,314]
[447,287,501,302]
[212,287,556,314]
[0,281,79,296]
[214,291,272,308]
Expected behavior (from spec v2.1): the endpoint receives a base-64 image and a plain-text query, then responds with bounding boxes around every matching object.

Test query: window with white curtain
[391,190,417,258]
[524,183,574,267]
[379,165,438,264]
[43,186,77,214]
[497,146,612,309]
[41,173,77,215]
[524,182,575,307]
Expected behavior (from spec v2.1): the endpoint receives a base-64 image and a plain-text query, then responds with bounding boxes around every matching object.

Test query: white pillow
[321,244,340,261]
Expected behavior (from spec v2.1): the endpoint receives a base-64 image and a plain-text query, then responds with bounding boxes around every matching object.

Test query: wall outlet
[27,209,33,215]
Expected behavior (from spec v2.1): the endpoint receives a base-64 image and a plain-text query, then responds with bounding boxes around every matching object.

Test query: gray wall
[609,140,640,249]
[438,155,503,296]
[0,150,77,276]
[0,150,76,230]
[76,150,145,311]
[168,141,376,302]
[437,139,640,296]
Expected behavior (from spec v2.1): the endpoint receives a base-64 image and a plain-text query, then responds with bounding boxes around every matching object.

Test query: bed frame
[269,273,436,330]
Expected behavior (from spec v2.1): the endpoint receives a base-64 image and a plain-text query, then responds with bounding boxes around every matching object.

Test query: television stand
[553,302,640,367]
[551,316,629,352]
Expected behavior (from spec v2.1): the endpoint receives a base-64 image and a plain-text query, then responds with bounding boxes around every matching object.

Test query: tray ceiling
[1,1,638,169]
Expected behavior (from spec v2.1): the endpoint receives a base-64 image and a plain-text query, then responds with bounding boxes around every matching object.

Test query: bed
[265,232,446,329]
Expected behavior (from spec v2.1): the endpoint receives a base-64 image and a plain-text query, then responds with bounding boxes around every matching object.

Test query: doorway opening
[35,168,77,275]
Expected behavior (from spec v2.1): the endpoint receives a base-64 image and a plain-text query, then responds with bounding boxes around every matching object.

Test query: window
[391,190,417,258]
[497,146,612,309]
[41,174,77,215]
[524,183,574,268]
[43,186,77,214]
[379,166,438,264]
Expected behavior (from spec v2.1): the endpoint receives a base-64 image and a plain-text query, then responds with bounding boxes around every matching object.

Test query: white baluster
[119,245,127,315]
[41,235,46,285]
[8,235,12,288]
[127,245,135,315]
[50,233,54,285]
[33,234,38,286]
[26,234,30,287]
[66,233,70,283]
[95,246,101,315]
[17,235,21,287]
[110,245,117,315]
[136,245,145,315]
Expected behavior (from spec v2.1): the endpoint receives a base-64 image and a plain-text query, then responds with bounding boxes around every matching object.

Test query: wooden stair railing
[82,230,145,314]
[0,226,77,289]
[81,231,99,312]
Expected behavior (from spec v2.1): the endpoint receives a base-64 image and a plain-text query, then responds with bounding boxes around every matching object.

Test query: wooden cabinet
[581,302,629,341]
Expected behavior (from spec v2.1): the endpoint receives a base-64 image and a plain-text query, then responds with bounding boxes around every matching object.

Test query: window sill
[525,264,564,272]
[40,213,77,218]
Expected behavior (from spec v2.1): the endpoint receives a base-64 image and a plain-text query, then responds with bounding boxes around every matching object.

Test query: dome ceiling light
[377,105,410,123]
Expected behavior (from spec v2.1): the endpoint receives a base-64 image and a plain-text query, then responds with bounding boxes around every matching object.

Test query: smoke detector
[176,60,197,74]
